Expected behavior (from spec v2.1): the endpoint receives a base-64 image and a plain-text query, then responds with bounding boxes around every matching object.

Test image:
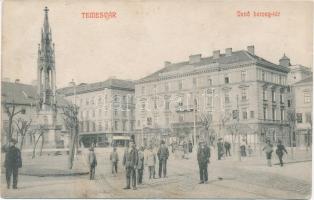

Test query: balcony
[260,119,288,125]
[175,105,195,112]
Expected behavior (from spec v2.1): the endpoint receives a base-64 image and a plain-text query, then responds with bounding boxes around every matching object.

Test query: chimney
[247,45,255,55]
[164,61,171,67]
[225,48,232,56]
[213,50,220,59]
[189,54,202,64]
[15,79,20,84]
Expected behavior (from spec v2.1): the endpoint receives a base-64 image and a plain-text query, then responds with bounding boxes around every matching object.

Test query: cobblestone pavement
[1,148,312,199]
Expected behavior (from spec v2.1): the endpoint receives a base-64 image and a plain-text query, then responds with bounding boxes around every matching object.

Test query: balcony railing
[175,105,195,112]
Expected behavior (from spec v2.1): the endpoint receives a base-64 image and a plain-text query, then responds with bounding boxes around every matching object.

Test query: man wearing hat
[5,138,22,189]
[197,139,210,184]
[88,146,97,180]
[123,140,138,190]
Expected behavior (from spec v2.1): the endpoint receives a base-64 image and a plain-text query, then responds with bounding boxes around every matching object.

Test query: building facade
[135,46,293,147]
[58,78,136,147]
[293,76,312,147]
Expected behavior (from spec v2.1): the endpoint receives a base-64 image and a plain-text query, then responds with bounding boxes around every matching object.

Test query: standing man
[240,139,247,157]
[88,147,97,180]
[276,140,288,167]
[217,138,224,160]
[224,141,231,157]
[110,147,119,176]
[157,140,169,178]
[188,140,193,153]
[197,140,210,184]
[145,145,157,179]
[5,139,22,189]
[263,139,273,167]
[137,146,145,184]
[123,141,138,190]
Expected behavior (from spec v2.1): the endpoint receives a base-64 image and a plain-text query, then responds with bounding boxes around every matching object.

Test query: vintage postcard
[1,0,313,199]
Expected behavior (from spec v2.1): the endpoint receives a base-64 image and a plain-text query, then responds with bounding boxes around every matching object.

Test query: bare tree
[3,102,26,144]
[62,104,79,169]
[15,118,33,151]
[31,125,45,159]
[199,112,215,145]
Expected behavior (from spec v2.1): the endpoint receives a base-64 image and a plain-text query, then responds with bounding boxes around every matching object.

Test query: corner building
[135,46,292,147]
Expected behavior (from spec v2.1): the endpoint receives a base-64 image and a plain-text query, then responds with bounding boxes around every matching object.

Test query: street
[1,147,312,199]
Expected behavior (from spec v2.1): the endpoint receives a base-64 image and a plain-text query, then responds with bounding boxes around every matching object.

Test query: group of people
[170,140,193,156]
[121,140,170,190]
[87,140,169,190]
[263,139,288,167]
[2,135,292,192]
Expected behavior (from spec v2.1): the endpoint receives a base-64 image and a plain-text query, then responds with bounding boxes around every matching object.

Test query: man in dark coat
[123,141,138,190]
[157,140,169,178]
[276,140,288,167]
[5,139,22,189]
[217,138,224,160]
[197,140,210,184]
[224,141,231,157]
[88,147,97,180]
[188,140,193,153]
[137,146,144,184]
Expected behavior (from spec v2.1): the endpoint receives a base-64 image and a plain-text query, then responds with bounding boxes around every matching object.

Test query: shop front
[79,132,111,147]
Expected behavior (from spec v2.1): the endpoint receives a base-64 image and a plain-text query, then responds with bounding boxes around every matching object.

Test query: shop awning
[113,136,130,140]
[79,132,105,136]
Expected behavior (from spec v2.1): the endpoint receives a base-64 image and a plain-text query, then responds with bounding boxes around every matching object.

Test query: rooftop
[137,47,289,84]
[294,76,313,85]
[58,78,135,96]
[1,81,69,106]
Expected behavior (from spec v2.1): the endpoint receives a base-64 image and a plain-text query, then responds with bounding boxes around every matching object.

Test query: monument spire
[37,6,56,110]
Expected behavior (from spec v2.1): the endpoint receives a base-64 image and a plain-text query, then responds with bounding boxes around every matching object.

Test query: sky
[2,0,313,88]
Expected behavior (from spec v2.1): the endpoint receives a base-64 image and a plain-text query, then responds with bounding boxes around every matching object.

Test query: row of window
[77,94,134,106]
[140,89,249,111]
[79,108,134,119]
[80,120,135,132]
[257,69,287,85]
[263,106,285,121]
[140,71,249,95]
[263,89,285,103]
[296,112,312,124]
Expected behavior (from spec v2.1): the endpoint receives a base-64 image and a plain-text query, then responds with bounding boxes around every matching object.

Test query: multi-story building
[293,76,312,147]
[135,46,293,146]
[280,54,312,147]
[58,78,135,147]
